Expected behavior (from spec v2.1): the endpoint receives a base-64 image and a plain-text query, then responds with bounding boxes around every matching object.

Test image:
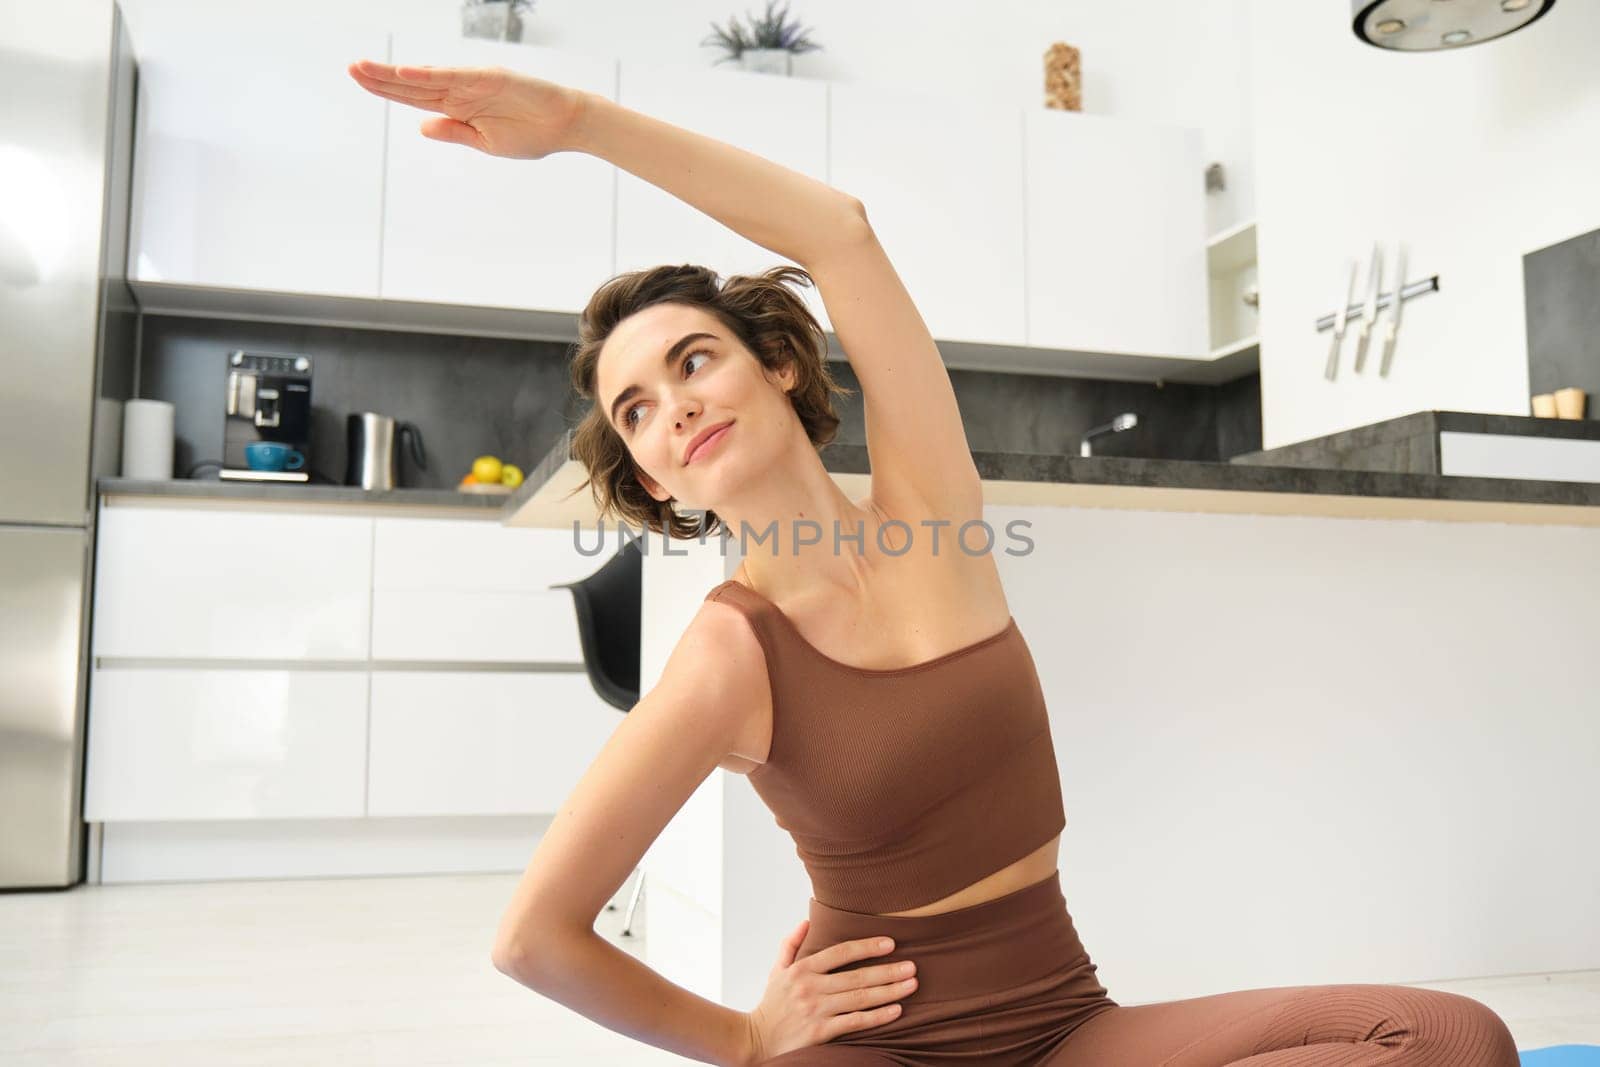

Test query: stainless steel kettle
[345,412,426,490]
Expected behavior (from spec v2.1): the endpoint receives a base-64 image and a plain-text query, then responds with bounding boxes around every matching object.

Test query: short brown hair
[568,263,854,539]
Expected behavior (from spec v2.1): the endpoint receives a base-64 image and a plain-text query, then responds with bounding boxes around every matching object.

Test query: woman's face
[595,301,797,510]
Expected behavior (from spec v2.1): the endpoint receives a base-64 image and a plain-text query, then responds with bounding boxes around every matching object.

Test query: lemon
[472,455,503,485]
[500,464,524,489]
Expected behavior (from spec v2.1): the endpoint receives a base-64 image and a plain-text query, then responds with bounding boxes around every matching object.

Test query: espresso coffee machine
[220,350,314,482]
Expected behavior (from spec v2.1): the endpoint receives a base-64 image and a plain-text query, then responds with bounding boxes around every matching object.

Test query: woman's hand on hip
[347,59,588,160]
[740,919,917,1063]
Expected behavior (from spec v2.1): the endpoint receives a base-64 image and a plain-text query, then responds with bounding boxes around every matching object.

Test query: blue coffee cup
[245,441,306,472]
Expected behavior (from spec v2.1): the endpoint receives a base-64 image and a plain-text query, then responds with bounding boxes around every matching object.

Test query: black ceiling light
[1352,0,1557,51]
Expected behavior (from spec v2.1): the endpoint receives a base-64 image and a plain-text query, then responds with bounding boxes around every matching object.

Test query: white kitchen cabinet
[614,60,832,331]
[370,517,608,662]
[367,671,622,816]
[126,18,387,297]
[380,38,618,311]
[84,668,368,821]
[119,20,1214,375]
[92,505,373,660]
[828,82,1027,347]
[1024,109,1209,358]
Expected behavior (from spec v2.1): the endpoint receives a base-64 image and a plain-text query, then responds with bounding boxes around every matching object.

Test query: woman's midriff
[870,836,1061,917]
[792,866,1118,1059]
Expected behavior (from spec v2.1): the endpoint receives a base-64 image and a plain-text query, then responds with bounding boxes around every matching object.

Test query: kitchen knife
[1353,243,1382,374]
[1325,259,1358,381]
[1379,243,1407,377]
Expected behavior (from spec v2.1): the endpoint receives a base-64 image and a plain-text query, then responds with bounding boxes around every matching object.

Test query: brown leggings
[761,871,1519,1066]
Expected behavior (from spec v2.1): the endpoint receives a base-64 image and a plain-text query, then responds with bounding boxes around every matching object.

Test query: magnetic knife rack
[1314,275,1440,333]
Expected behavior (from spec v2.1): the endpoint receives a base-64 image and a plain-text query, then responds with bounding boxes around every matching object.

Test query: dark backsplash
[136,314,1261,488]
[1525,225,1600,415]
[138,316,582,488]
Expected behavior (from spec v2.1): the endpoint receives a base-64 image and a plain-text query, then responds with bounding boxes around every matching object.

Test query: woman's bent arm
[488,602,772,1065]
[569,91,867,270]
[500,930,756,1066]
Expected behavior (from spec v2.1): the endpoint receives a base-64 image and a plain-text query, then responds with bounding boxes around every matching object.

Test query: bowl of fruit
[459,455,524,495]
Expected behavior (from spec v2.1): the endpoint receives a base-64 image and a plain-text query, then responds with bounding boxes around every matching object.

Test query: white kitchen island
[502,431,1600,1010]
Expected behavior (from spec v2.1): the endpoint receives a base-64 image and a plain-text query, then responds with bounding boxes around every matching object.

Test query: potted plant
[701,0,822,76]
[461,0,534,43]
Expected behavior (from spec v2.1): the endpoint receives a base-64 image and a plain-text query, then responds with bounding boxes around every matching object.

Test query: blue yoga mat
[1521,1046,1600,1066]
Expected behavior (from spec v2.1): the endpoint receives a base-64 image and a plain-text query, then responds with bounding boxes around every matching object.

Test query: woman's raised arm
[348,57,980,518]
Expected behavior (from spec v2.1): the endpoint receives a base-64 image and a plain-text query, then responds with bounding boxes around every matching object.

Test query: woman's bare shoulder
[653,596,774,770]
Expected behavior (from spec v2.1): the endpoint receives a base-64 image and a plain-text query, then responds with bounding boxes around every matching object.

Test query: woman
[347,59,1521,1067]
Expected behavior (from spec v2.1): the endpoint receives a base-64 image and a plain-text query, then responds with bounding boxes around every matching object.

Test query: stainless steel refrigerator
[0,0,138,890]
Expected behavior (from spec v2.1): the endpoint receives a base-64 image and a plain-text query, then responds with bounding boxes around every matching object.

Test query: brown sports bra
[703,579,1066,914]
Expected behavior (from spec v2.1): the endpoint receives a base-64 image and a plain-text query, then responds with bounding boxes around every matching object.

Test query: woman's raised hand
[741,920,917,1064]
[346,59,588,160]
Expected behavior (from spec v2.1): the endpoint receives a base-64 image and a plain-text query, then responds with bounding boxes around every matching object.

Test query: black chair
[550,539,641,712]
[549,539,645,933]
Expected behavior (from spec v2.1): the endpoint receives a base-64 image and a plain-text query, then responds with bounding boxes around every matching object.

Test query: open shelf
[1206,218,1259,361]
[1207,218,1257,276]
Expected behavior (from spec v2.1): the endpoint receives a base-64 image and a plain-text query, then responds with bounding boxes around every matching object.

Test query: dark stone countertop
[1230,410,1600,474]
[98,410,1600,526]
[501,418,1600,529]
[98,477,507,513]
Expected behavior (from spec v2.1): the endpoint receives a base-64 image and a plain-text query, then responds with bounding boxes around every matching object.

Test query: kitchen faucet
[1079,412,1139,457]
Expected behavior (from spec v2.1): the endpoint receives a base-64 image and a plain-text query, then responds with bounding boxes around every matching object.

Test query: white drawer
[93,505,373,660]
[84,668,368,821]
[367,671,623,817]
[371,518,615,662]
[1438,432,1600,483]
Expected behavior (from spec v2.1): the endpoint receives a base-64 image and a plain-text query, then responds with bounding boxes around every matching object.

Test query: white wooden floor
[2,872,1595,1065]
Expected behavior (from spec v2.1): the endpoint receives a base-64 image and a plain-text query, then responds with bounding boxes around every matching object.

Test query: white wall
[1003,502,1599,1004]
[1248,2,1600,450]
[115,0,1255,235]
